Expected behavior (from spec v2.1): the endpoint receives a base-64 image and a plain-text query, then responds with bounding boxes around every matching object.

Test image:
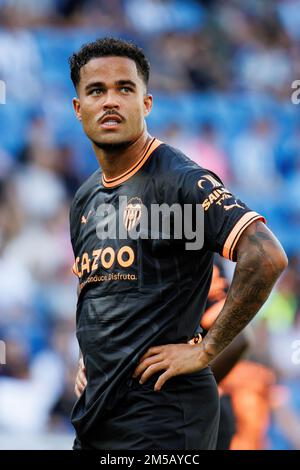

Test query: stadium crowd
[0,0,300,449]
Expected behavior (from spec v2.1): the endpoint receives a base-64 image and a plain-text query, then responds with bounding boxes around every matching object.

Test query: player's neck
[93,130,151,181]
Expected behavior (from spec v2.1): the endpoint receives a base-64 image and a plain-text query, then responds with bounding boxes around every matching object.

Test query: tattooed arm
[201,221,288,360]
[133,221,288,391]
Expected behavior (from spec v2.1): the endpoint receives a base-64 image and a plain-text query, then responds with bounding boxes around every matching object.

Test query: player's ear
[143,93,152,117]
[73,97,82,121]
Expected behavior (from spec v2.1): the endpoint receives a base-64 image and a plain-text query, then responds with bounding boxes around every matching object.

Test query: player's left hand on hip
[74,356,87,398]
[132,343,208,392]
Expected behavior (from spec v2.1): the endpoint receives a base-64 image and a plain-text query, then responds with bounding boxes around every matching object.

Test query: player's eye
[90,88,104,96]
[120,86,132,93]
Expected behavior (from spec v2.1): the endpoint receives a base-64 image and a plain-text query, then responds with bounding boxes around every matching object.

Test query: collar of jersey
[101,137,162,188]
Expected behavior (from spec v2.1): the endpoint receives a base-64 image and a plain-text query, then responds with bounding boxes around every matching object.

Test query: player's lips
[99,114,124,129]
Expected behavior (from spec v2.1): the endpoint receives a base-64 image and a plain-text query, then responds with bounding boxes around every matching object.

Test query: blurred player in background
[68,37,287,450]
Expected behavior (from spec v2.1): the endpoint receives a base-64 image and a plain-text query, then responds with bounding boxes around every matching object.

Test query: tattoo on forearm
[203,223,285,359]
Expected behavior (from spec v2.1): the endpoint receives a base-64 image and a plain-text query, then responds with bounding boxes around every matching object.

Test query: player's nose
[102,90,120,110]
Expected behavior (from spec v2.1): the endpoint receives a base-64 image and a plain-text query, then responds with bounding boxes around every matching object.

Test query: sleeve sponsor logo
[202,188,235,211]
[197,174,222,190]
[197,176,245,212]
[223,201,245,211]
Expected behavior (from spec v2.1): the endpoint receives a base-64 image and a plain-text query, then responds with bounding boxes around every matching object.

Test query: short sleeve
[181,169,266,261]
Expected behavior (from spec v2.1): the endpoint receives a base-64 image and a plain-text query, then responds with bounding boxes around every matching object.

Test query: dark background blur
[0,0,300,449]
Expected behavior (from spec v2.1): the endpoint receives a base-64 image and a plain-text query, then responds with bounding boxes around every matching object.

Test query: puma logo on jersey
[81,210,92,224]
[224,201,245,211]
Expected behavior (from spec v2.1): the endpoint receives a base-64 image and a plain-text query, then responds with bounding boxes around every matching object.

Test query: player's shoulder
[155,142,224,186]
[70,168,102,211]
[156,142,196,171]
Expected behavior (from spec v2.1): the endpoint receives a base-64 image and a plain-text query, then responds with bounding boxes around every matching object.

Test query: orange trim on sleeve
[222,212,266,261]
[102,138,163,188]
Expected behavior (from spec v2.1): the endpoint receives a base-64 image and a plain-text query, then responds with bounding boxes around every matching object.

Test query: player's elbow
[236,221,288,282]
[266,237,288,273]
[254,243,288,282]
[274,246,288,273]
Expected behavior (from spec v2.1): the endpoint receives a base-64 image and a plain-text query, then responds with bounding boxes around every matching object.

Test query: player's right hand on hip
[74,356,87,398]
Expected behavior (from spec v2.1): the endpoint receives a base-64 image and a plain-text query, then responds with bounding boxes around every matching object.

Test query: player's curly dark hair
[69,37,150,89]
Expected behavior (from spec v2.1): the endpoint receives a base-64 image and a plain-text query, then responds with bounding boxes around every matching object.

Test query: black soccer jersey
[69,137,265,440]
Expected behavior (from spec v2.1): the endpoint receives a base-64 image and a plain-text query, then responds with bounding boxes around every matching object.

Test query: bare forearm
[202,221,288,361]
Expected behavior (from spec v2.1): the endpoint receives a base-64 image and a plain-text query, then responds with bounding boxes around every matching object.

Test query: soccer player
[74,258,251,450]
[68,37,288,450]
